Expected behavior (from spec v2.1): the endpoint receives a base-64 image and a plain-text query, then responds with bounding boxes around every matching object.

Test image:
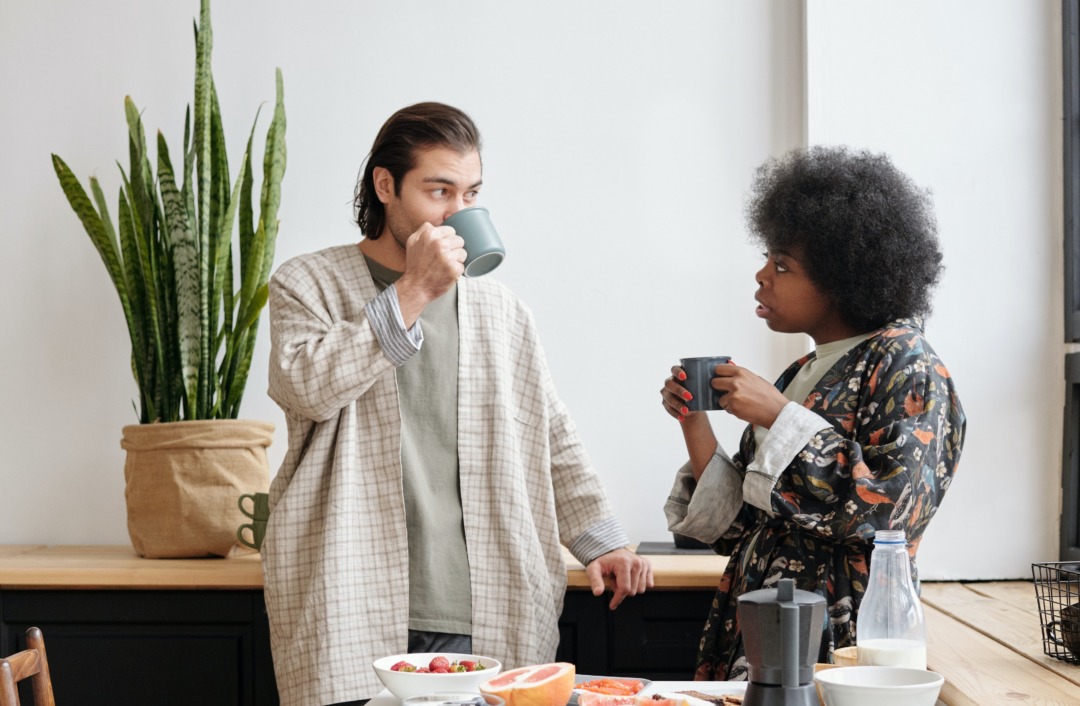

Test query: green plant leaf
[122,171,168,422]
[209,81,232,394]
[257,68,286,287]
[51,156,131,324]
[158,131,200,413]
[237,106,259,299]
[193,0,213,417]
[225,283,268,417]
[117,184,152,422]
[55,0,284,423]
[124,97,156,244]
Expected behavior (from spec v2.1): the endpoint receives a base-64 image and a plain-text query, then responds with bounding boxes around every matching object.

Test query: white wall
[804,0,1063,579]
[0,0,1060,580]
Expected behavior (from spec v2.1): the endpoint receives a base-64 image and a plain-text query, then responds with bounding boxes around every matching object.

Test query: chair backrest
[0,627,55,706]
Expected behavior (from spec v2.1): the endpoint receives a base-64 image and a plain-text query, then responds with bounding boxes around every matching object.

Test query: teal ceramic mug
[444,207,505,277]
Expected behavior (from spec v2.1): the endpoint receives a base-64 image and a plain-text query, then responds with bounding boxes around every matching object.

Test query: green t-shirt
[365,256,472,635]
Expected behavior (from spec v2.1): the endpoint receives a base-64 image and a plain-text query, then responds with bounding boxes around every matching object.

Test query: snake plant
[51,0,286,423]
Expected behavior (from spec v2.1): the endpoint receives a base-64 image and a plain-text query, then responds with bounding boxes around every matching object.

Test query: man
[263,102,653,706]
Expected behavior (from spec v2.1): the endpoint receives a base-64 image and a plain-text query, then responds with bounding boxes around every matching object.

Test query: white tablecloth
[368,681,748,706]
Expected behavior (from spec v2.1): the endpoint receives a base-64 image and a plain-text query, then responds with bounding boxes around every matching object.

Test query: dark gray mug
[679,356,732,412]
[444,206,505,277]
[1047,602,1080,656]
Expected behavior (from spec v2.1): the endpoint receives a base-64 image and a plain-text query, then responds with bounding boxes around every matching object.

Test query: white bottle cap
[874,529,906,544]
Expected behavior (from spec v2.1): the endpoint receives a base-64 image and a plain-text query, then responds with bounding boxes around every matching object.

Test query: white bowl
[373,652,502,700]
[815,666,944,706]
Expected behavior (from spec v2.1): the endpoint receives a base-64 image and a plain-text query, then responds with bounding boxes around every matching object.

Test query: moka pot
[736,578,827,706]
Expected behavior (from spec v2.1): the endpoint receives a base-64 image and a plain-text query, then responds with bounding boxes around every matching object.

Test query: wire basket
[1032,561,1080,663]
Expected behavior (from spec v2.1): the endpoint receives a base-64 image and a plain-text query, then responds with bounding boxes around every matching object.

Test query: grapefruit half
[479,662,575,706]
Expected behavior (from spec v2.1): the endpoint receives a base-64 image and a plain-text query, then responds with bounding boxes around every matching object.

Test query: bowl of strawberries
[373,653,502,699]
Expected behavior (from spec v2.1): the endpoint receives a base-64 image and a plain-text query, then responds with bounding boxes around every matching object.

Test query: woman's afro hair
[746,145,943,332]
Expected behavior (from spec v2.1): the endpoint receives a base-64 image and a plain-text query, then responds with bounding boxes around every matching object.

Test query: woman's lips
[755,296,771,318]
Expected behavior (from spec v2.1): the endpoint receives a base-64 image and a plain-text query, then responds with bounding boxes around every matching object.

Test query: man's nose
[444,197,469,222]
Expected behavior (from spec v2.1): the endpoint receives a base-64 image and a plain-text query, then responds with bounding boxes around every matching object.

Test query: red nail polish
[677,371,686,381]
[682,391,692,401]
[677,415,685,422]
[681,406,689,415]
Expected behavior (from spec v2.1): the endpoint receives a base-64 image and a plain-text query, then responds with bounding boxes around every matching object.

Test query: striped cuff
[364,284,423,366]
[568,516,630,566]
[743,402,831,514]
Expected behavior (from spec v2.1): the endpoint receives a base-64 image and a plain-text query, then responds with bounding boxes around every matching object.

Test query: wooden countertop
[0,545,728,591]
[5,546,1074,703]
[922,581,1080,704]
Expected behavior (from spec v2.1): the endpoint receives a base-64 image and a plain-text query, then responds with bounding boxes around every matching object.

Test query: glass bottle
[855,529,927,669]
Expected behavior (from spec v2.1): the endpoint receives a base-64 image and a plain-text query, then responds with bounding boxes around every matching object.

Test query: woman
[661,146,966,680]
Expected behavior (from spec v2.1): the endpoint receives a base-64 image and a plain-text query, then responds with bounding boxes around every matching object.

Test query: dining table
[365,579,1080,706]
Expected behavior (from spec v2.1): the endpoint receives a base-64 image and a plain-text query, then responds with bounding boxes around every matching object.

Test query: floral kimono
[666,318,966,680]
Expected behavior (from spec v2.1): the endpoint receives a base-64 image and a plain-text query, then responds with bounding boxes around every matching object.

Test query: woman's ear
[373,167,394,204]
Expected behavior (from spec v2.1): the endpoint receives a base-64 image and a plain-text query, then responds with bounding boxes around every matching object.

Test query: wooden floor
[922,581,1080,705]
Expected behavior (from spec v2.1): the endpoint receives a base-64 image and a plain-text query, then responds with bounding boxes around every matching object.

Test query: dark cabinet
[0,589,278,706]
[0,587,714,704]
[557,589,714,680]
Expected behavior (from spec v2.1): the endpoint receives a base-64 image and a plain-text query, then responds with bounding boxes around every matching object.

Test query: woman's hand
[712,362,789,428]
[660,365,695,422]
[661,365,718,479]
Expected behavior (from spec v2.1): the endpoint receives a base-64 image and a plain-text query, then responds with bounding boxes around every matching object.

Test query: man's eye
[774,260,789,273]
[432,189,447,198]
[465,190,479,200]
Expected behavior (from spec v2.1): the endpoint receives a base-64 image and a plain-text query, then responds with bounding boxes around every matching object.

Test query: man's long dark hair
[353,102,482,239]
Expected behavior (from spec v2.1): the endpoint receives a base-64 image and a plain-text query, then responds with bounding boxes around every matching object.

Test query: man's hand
[585,548,654,610]
[395,223,466,326]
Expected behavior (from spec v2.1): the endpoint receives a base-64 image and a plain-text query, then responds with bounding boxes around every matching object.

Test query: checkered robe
[262,244,627,705]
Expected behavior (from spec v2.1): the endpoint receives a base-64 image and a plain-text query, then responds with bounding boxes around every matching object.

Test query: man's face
[378,146,483,248]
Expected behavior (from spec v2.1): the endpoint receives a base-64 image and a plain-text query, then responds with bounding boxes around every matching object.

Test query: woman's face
[753,248,860,345]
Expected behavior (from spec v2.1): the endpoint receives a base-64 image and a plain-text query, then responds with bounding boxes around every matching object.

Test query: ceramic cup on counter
[237,492,270,551]
[679,356,732,412]
[443,207,505,277]
[1046,602,1080,657]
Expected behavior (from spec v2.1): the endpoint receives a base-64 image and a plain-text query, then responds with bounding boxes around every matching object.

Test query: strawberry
[416,667,430,673]
[429,656,451,671]
[390,660,415,672]
[450,664,467,673]
[459,660,478,671]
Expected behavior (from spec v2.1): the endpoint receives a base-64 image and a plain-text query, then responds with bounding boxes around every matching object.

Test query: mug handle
[1047,620,1067,647]
[238,494,257,519]
[237,523,258,549]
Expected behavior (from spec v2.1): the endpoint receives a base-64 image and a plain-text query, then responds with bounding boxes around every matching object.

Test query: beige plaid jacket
[263,245,627,705]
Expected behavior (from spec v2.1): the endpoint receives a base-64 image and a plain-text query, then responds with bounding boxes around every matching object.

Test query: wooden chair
[0,627,55,706]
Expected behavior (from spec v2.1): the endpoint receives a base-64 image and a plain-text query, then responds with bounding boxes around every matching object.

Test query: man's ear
[373,167,395,204]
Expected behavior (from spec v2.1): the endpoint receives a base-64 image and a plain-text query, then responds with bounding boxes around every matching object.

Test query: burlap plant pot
[121,419,274,558]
